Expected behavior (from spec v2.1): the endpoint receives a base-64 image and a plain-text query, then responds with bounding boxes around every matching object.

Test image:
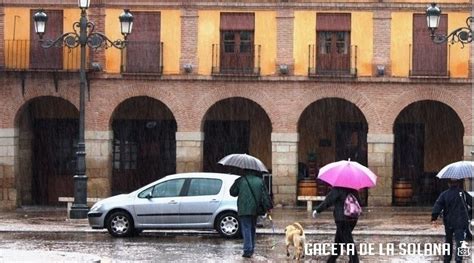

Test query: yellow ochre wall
[4,8,30,69]
[391,12,469,78]
[197,10,277,76]
[105,9,181,74]
[293,11,373,76]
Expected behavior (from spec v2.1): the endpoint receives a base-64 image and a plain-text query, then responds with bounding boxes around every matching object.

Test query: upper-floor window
[123,12,162,74]
[218,13,256,74]
[411,14,448,77]
[29,9,63,70]
[316,13,351,75]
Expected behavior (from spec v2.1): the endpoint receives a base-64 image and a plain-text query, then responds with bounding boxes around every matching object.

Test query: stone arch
[392,100,464,206]
[383,88,470,135]
[201,97,272,174]
[14,96,79,206]
[109,96,177,194]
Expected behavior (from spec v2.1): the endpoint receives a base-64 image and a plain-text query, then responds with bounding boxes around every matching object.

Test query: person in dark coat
[230,170,272,258]
[431,179,472,263]
[312,187,361,263]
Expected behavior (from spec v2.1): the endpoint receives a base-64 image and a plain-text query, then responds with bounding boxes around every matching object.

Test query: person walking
[312,187,361,263]
[230,169,273,258]
[431,179,472,263]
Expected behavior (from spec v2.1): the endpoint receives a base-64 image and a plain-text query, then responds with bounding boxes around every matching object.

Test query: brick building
[0,0,472,210]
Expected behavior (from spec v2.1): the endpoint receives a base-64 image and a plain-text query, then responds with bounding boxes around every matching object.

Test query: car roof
[164,172,239,180]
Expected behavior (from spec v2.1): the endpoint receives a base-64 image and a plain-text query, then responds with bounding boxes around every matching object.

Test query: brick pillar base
[85,131,113,198]
[367,133,394,206]
[176,132,203,173]
[0,129,17,210]
[271,133,298,206]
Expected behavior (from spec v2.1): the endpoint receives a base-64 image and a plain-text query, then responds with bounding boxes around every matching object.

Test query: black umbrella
[218,153,269,173]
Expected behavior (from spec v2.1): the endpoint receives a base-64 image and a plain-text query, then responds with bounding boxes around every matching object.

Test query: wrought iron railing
[4,39,84,71]
[121,41,163,74]
[211,44,261,76]
[307,44,357,77]
[409,44,450,77]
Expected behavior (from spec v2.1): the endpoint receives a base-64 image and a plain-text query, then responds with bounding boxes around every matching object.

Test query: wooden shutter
[316,13,351,31]
[30,10,63,70]
[412,14,448,76]
[220,13,255,30]
[126,12,161,73]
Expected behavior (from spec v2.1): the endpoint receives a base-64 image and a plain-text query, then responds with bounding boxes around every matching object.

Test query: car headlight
[90,203,103,212]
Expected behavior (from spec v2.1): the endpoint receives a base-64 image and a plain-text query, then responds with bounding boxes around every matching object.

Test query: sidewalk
[0,206,446,262]
[0,206,444,236]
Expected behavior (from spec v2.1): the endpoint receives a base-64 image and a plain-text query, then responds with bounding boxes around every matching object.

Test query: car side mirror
[146,193,153,199]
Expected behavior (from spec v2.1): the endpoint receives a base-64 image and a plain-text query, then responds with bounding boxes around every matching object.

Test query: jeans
[239,216,257,255]
[328,220,359,263]
[444,226,466,263]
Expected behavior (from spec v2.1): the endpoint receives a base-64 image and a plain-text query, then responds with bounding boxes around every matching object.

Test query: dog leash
[268,214,277,249]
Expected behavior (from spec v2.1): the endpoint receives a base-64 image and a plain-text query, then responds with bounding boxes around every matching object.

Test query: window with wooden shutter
[316,13,351,74]
[219,13,255,74]
[29,10,63,70]
[125,12,162,74]
[411,14,448,76]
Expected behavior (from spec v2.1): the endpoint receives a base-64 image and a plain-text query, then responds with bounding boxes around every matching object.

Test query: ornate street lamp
[33,4,133,219]
[426,3,473,47]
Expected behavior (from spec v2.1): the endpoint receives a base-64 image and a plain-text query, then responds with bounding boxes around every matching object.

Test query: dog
[284,222,306,260]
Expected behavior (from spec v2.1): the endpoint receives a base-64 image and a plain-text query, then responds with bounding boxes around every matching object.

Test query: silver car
[88,172,240,238]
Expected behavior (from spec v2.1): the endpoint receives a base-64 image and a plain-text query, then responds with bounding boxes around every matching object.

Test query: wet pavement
[0,206,472,262]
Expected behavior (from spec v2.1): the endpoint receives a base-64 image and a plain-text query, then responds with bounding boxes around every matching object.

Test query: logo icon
[457,241,471,257]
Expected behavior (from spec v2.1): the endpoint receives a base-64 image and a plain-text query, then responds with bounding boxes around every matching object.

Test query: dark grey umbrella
[218,153,269,173]
[436,161,474,179]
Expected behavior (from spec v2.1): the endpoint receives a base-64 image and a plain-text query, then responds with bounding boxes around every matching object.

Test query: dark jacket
[315,187,361,222]
[431,186,472,229]
[230,172,273,216]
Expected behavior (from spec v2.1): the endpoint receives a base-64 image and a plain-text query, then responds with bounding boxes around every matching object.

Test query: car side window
[151,179,185,198]
[187,178,222,196]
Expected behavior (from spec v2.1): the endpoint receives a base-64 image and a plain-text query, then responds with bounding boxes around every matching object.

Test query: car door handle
[210,199,219,203]
[168,200,178,204]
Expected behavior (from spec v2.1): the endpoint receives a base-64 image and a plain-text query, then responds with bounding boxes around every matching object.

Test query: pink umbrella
[317,159,377,190]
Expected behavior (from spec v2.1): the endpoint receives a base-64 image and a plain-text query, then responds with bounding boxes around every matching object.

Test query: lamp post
[33,2,133,219]
[425,3,473,47]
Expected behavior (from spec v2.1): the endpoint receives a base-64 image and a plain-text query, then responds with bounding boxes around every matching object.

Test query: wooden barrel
[394,180,413,205]
[298,178,317,196]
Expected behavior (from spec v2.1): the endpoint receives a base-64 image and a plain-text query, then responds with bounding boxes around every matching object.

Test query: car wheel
[106,211,134,237]
[216,212,240,238]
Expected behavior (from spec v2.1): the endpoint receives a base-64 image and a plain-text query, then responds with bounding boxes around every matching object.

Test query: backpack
[344,193,362,218]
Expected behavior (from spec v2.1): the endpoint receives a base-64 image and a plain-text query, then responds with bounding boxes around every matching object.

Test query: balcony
[307,44,357,78]
[121,41,163,75]
[4,39,85,72]
[211,44,261,77]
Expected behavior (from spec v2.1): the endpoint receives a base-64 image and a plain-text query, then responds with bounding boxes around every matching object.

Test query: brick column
[373,10,391,76]
[271,133,298,206]
[367,133,394,206]
[276,9,294,75]
[0,129,17,210]
[85,131,112,198]
[176,132,203,173]
[88,2,106,70]
[180,8,199,74]
[0,6,5,68]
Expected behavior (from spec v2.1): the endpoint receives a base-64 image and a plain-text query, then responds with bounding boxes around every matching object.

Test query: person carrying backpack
[312,187,361,263]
